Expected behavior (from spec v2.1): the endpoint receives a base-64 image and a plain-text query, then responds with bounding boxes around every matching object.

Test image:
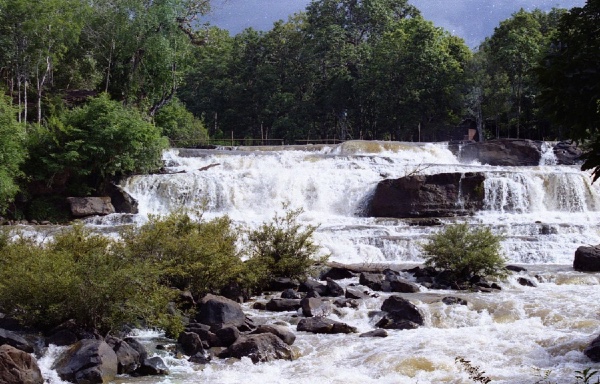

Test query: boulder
[251,325,296,346]
[106,183,138,214]
[267,277,299,291]
[297,317,357,334]
[188,350,212,364]
[359,329,388,338]
[281,289,302,299]
[301,297,332,317]
[55,339,118,384]
[387,275,420,293]
[517,277,538,287]
[46,330,78,347]
[505,265,527,273]
[553,141,582,165]
[66,197,115,217]
[265,298,302,312]
[123,338,148,362]
[222,334,294,364]
[196,294,246,331]
[178,332,204,356]
[442,297,468,306]
[0,328,34,353]
[321,267,356,280]
[333,298,360,309]
[215,326,241,347]
[325,278,345,297]
[368,172,486,218]
[377,295,425,330]
[136,356,169,376]
[359,272,384,291]
[298,279,328,295]
[574,246,600,272]
[105,336,140,374]
[584,335,600,362]
[0,345,44,384]
[455,139,542,166]
[345,287,368,300]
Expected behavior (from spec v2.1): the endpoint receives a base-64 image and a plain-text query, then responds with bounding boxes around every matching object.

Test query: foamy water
[36,141,600,383]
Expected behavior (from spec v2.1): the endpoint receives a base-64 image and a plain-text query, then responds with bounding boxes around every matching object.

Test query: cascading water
[40,141,600,383]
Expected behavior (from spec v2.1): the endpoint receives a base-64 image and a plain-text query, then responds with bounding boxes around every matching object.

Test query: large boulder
[574,246,600,272]
[552,141,582,165]
[454,139,542,166]
[54,339,118,383]
[178,332,204,356]
[106,183,138,214]
[105,336,140,374]
[0,345,44,384]
[221,334,294,364]
[0,328,34,353]
[297,317,357,334]
[66,197,115,217]
[368,172,485,218]
[376,295,425,330]
[584,334,600,362]
[196,294,246,331]
[301,297,332,317]
[136,356,169,376]
[265,298,302,312]
[251,325,296,346]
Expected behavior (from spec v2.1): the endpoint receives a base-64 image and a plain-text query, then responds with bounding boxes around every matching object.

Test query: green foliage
[421,223,506,280]
[26,196,71,223]
[244,208,325,290]
[0,94,26,214]
[122,211,243,298]
[0,225,176,333]
[27,93,167,195]
[154,98,208,147]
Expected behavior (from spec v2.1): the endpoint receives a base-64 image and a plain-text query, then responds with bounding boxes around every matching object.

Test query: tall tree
[0,94,26,213]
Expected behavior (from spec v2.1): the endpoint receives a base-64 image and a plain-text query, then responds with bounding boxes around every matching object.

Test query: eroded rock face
[454,139,542,166]
[54,339,118,384]
[368,172,485,218]
[0,345,44,384]
[66,197,115,217]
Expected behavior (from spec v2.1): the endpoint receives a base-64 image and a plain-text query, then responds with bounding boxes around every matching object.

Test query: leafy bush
[122,212,244,298]
[421,223,506,280]
[244,208,326,290]
[0,225,176,334]
[26,196,71,223]
[154,98,209,147]
[0,94,26,214]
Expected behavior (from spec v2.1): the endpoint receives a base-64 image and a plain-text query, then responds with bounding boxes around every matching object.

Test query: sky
[203,0,587,48]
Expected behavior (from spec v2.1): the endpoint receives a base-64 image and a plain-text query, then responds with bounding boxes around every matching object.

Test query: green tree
[0,94,26,214]
[421,223,506,281]
[154,98,208,147]
[27,93,167,195]
[538,0,600,179]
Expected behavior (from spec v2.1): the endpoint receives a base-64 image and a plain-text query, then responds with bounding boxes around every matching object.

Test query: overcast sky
[203,0,586,48]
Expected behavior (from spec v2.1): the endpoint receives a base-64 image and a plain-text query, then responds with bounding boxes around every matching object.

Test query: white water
[41,141,600,383]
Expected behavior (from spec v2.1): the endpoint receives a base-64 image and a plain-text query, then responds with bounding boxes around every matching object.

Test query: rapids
[41,141,600,383]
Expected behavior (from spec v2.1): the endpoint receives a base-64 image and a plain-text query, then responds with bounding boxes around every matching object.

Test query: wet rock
[105,336,140,374]
[387,276,420,293]
[584,334,600,362]
[517,277,538,287]
[368,172,486,218]
[506,265,527,273]
[333,298,360,309]
[267,277,300,291]
[66,196,115,217]
[55,339,118,383]
[281,289,302,299]
[297,317,357,334]
[123,338,148,362]
[265,298,302,312]
[136,356,169,376]
[215,326,241,347]
[106,183,138,214]
[298,279,328,295]
[46,329,78,347]
[321,267,356,280]
[253,302,267,310]
[455,139,542,166]
[0,328,34,353]
[359,272,384,291]
[442,297,468,306]
[325,278,344,297]
[359,329,388,338]
[251,324,296,346]
[0,344,43,384]
[377,295,424,330]
[188,350,212,364]
[222,334,294,363]
[553,140,582,165]
[178,332,204,356]
[196,294,246,331]
[301,297,332,317]
[345,287,368,300]
[574,246,600,272]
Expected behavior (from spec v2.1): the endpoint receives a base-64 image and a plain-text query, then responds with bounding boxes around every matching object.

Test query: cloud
[204,0,587,47]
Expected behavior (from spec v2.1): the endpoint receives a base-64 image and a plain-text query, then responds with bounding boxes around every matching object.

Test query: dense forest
[0,0,598,219]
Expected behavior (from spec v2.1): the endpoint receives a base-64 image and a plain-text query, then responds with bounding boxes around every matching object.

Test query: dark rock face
[345,287,368,300]
[297,317,357,334]
[196,294,246,331]
[455,139,542,166]
[46,330,78,347]
[251,325,296,346]
[281,289,301,299]
[136,356,169,376]
[442,297,468,306]
[359,272,384,291]
[517,277,538,287]
[321,267,356,280]
[387,275,420,293]
[66,197,115,217]
[0,345,44,384]
[223,334,294,363]
[377,295,425,330]
[55,339,118,384]
[301,297,332,317]
[106,183,138,214]
[368,172,485,218]
[298,279,328,295]
[584,335,600,362]
[553,141,582,165]
[359,329,388,338]
[267,278,299,291]
[178,332,205,356]
[0,328,34,353]
[265,298,302,312]
[105,336,140,375]
[574,246,600,272]
[215,326,241,347]
[325,278,345,297]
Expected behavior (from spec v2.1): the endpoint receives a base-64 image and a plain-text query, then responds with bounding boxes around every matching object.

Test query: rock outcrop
[221,334,294,363]
[55,339,118,384]
[0,345,44,384]
[574,246,600,272]
[196,294,246,331]
[66,197,115,217]
[368,172,485,218]
[454,139,542,166]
